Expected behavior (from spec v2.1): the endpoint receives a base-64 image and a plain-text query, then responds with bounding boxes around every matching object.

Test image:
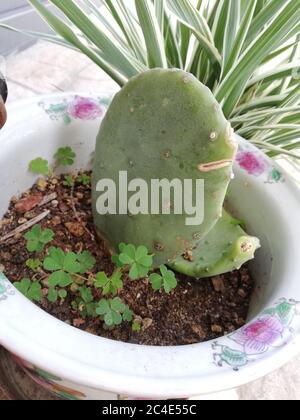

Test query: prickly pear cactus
[169,210,260,278]
[92,69,238,266]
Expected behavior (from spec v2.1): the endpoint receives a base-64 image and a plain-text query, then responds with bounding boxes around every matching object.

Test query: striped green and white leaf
[3,0,299,158]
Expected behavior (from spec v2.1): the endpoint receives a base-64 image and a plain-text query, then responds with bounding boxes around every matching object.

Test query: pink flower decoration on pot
[236,151,268,176]
[232,316,283,355]
[67,96,103,120]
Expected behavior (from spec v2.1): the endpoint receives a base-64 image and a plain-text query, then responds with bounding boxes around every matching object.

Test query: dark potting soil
[0,173,255,346]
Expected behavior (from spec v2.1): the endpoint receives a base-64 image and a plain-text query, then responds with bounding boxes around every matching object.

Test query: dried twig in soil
[0,210,50,243]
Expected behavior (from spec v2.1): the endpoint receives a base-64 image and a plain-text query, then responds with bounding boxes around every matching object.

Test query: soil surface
[0,173,255,346]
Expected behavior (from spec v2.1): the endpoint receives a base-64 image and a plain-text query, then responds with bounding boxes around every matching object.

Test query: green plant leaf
[26,258,42,271]
[28,0,128,86]
[48,270,73,288]
[54,146,76,166]
[77,251,96,274]
[58,289,67,299]
[47,287,58,303]
[63,252,82,274]
[150,273,163,291]
[49,0,146,78]
[44,247,65,271]
[63,175,74,187]
[79,286,94,304]
[150,265,177,293]
[135,0,168,68]
[15,278,42,302]
[24,225,54,253]
[166,0,222,73]
[29,158,50,176]
[96,298,110,315]
[77,173,91,186]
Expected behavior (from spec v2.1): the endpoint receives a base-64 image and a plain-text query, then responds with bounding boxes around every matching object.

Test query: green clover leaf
[150,265,177,294]
[79,286,94,304]
[95,270,123,296]
[26,258,42,271]
[24,224,54,253]
[63,175,74,188]
[77,174,91,186]
[118,244,153,280]
[95,297,133,327]
[54,146,76,166]
[29,158,50,176]
[15,278,42,302]
[77,251,96,274]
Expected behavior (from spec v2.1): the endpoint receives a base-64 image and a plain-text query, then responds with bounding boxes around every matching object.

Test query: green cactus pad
[92,69,238,266]
[168,210,261,278]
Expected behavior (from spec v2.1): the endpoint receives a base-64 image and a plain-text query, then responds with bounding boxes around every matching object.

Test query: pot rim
[0,92,300,398]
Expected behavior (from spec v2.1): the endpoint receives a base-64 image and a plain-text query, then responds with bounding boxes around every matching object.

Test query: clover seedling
[26,258,42,271]
[150,265,177,294]
[63,175,74,188]
[77,173,91,186]
[43,247,82,287]
[117,244,153,280]
[94,270,123,296]
[96,297,133,327]
[132,320,142,332]
[14,278,42,302]
[54,147,76,166]
[29,158,51,176]
[24,224,54,253]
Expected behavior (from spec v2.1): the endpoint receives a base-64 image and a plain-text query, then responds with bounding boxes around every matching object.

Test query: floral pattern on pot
[13,355,86,400]
[38,95,111,125]
[0,272,15,301]
[237,142,284,184]
[212,298,300,371]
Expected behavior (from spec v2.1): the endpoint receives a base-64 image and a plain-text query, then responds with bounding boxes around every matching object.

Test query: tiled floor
[1,40,300,401]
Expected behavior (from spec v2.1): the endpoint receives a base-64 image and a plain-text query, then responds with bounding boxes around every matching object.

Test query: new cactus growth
[168,211,261,278]
[92,69,238,266]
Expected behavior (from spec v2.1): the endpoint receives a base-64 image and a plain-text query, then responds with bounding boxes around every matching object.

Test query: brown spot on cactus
[198,159,233,172]
[154,241,165,251]
[240,240,254,253]
[163,150,171,159]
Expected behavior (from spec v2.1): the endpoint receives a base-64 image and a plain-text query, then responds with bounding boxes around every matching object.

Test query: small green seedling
[96,297,133,327]
[94,270,123,296]
[54,147,76,166]
[77,173,91,186]
[14,278,42,302]
[150,265,177,294]
[29,158,51,176]
[132,320,142,332]
[63,175,74,188]
[24,224,54,253]
[117,244,153,280]
[26,258,42,271]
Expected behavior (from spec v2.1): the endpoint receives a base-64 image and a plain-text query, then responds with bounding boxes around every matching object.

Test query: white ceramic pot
[0,93,300,400]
